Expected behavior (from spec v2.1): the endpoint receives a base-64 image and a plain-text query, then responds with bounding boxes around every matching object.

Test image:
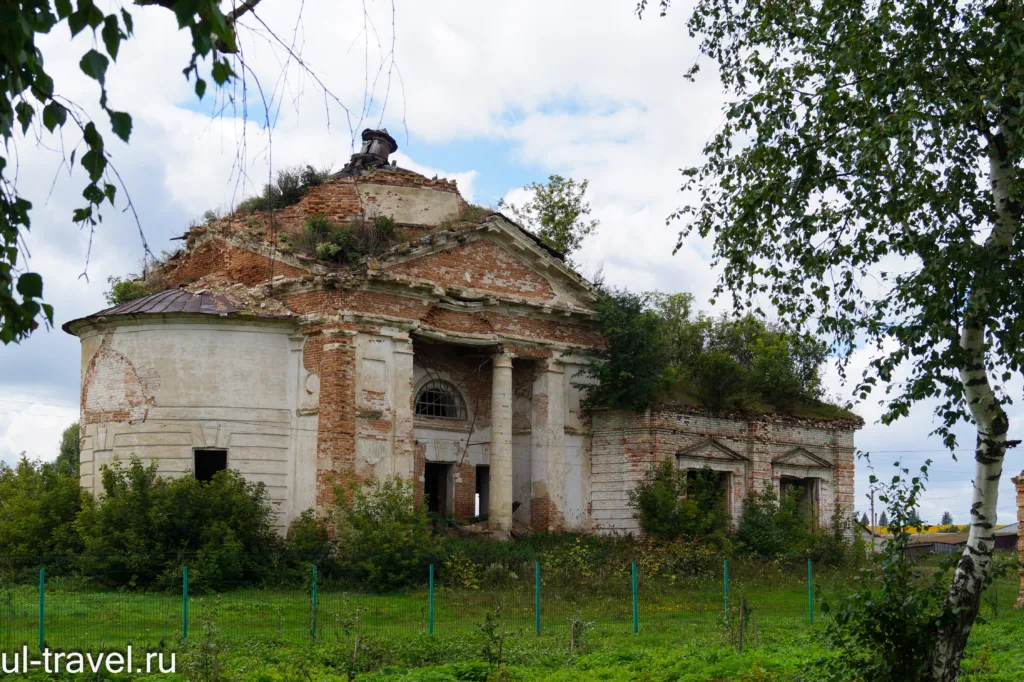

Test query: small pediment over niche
[677,439,747,462]
[772,447,832,469]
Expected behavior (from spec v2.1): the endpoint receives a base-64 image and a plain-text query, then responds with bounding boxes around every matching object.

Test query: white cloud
[1,0,1018,527]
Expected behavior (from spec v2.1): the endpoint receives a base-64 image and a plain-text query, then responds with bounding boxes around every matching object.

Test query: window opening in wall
[424,462,454,516]
[194,449,228,483]
[475,465,490,519]
[684,468,731,515]
[780,476,819,526]
[414,380,468,419]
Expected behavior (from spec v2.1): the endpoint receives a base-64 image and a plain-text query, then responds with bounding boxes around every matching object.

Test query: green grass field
[1,566,1021,680]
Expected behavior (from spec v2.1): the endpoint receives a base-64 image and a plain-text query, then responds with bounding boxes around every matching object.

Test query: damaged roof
[62,288,293,334]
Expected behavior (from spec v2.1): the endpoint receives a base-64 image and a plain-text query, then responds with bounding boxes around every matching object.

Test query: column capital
[492,352,513,367]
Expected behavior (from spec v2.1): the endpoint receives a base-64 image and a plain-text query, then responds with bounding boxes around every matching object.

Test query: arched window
[415,380,468,419]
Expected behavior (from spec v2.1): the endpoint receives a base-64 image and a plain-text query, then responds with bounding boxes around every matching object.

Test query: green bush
[734,485,810,560]
[333,476,439,591]
[234,165,332,214]
[629,459,730,544]
[75,458,283,590]
[300,213,401,266]
[104,275,157,306]
[0,456,85,567]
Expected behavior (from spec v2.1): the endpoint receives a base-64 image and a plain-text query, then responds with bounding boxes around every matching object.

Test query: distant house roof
[63,288,293,335]
[906,532,970,546]
[995,522,1018,536]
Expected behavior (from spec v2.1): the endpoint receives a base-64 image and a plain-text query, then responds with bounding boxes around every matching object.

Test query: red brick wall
[388,238,555,300]
[164,239,307,288]
[309,330,358,507]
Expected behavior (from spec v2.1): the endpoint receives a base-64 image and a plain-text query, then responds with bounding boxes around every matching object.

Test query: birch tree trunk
[930,137,1019,681]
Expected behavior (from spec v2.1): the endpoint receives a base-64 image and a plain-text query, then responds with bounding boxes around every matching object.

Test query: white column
[531,358,566,531]
[488,352,514,536]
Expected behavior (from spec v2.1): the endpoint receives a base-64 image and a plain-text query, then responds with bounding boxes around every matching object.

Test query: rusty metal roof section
[62,288,293,335]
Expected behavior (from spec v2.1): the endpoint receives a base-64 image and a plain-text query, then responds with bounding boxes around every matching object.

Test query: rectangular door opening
[424,462,453,516]
[475,465,490,519]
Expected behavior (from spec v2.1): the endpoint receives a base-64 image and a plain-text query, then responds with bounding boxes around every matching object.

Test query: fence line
[1,558,1019,652]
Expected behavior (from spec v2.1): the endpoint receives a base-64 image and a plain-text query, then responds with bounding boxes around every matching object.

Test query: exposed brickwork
[315,334,358,507]
[164,238,306,288]
[387,238,555,300]
[590,408,857,534]
[454,461,477,521]
[81,336,160,425]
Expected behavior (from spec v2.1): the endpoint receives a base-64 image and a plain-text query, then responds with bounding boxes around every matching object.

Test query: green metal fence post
[38,566,44,652]
[535,561,541,635]
[723,559,729,618]
[428,563,435,635]
[631,561,638,634]
[182,566,188,641]
[311,564,319,641]
[807,558,814,625]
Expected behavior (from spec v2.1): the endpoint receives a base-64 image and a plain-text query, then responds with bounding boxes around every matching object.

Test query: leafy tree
[104,275,157,306]
[498,175,599,262]
[878,511,889,529]
[641,0,1022,674]
[333,476,439,591]
[75,457,282,590]
[56,422,81,477]
[628,459,730,543]
[582,288,670,411]
[0,1,261,344]
[0,456,84,565]
[940,511,954,526]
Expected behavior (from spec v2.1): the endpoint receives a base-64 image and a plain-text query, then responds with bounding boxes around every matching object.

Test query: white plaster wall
[361,184,461,226]
[76,318,309,531]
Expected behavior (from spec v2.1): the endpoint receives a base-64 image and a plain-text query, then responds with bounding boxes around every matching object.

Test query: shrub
[333,476,439,591]
[0,456,85,567]
[234,164,332,214]
[104,275,157,306]
[55,422,80,477]
[302,214,401,266]
[629,459,730,543]
[734,484,809,560]
[691,349,747,409]
[285,509,334,578]
[75,458,283,590]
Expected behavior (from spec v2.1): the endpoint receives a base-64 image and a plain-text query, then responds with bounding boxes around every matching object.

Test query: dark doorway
[195,449,228,483]
[780,476,818,526]
[475,465,490,519]
[424,462,453,516]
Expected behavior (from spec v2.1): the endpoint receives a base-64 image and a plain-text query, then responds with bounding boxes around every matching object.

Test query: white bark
[930,141,1019,681]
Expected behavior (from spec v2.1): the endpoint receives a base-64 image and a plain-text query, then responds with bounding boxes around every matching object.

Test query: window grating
[415,380,468,420]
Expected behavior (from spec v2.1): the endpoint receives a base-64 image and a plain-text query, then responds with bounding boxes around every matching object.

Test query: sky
[0,0,1019,526]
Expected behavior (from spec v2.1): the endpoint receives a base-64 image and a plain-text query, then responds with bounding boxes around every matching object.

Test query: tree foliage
[75,458,283,590]
[0,1,254,344]
[0,456,85,563]
[641,0,1023,674]
[629,460,730,544]
[333,476,439,591]
[584,288,830,413]
[498,174,599,261]
[56,422,81,477]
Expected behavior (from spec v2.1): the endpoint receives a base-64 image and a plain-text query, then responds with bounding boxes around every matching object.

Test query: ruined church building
[65,130,858,536]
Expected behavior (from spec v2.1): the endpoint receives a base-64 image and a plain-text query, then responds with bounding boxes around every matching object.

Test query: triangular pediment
[374,215,597,309]
[677,439,748,462]
[772,447,832,469]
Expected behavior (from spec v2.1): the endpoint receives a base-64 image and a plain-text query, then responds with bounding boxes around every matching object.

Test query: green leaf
[82,122,101,148]
[79,49,109,85]
[72,207,93,223]
[211,58,234,85]
[82,184,105,203]
[101,15,123,60]
[195,78,206,99]
[42,101,67,132]
[109,111,132,142]
[120,9,134,35]
[81,149,106,183]
[15,101,34,134]
[55,0,72,19]
[16,273,43,298]
[103,183,116,204]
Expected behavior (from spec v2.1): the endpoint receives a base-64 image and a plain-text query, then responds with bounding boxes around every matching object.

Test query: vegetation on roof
[581,288,857,421]
[293,212,404,266]
[233,165,332,215]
